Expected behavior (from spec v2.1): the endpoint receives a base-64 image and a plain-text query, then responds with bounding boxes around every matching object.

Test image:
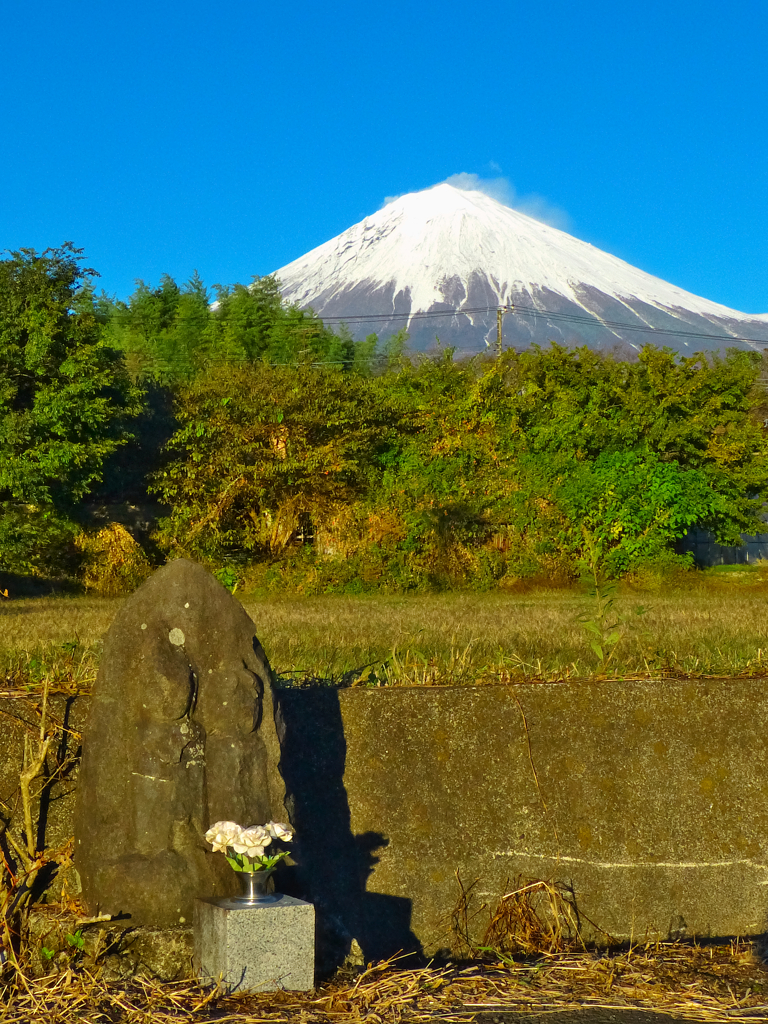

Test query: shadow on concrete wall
[276,688,423,974]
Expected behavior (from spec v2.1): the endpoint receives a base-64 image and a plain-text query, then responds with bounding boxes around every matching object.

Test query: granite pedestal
[194,894,314,992]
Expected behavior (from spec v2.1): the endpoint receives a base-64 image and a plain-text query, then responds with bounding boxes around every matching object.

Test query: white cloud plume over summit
[384,172,572,231]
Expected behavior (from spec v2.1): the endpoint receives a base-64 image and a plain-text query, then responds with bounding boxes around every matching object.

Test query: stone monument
[74,558,287,929]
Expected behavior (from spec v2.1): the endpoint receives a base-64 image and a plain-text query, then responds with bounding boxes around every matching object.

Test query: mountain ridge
[272,184,768,354]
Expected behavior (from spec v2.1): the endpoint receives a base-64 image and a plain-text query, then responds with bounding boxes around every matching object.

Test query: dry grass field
[2,565,768,689]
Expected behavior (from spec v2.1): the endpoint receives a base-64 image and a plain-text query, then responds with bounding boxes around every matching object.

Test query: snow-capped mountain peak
[273,183,768,353]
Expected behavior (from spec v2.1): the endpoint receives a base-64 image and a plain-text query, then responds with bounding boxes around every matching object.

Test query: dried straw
[2,940,768,1023]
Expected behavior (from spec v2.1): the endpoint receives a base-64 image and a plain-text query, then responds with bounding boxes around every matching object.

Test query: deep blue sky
[2,0,767,311]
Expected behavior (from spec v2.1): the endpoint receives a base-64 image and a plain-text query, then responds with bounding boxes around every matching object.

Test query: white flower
[204,820,242,854]
[267,821,293,842]
[204,819,293,859]
[231,824,271,857]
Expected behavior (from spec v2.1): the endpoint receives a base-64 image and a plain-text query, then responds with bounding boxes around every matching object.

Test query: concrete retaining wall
[3,678,767,964]
[279,679,768,958]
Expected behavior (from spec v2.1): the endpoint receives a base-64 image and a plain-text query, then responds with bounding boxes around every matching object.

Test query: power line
[510,304,768,345]
[100,302,768,348]
[312,303,768,346]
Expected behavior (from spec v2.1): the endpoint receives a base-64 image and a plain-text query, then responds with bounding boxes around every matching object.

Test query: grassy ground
[2,564,768,689]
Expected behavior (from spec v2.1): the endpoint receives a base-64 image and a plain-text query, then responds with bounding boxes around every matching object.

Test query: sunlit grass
[2,568,768,690]
[247,580,768,684]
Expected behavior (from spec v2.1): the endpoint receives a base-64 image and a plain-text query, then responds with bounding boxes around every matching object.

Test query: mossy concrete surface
[4,678,768,965]
[332,679,768,954]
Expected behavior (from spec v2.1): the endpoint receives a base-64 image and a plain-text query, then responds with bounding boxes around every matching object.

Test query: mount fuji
[273,183,768,354]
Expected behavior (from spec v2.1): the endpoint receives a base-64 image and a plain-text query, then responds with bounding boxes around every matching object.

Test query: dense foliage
[152,364,408,559]
[2,253,767,590]
[101,273,386,380]
[152,340,768,592]
[0,245,140,574]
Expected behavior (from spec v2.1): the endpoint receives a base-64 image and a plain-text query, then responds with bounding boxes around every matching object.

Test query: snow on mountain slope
[273,184,768,353]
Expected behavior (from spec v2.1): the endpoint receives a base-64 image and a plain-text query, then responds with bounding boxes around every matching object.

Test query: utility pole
[496,304,512,357]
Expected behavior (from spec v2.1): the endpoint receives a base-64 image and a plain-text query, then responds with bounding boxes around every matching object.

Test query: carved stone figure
[74,558,286,928]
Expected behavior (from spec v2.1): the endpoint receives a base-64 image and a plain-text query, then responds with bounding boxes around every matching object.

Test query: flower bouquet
[204,820,294,903]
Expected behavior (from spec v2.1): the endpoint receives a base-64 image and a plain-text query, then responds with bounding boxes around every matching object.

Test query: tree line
[2,243,767,593]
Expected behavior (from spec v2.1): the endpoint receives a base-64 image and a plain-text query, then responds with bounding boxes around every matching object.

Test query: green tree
[152,362,405,562]
[105,271,383,380]
[151,329,768,591]
[550,451,728,577]
[208,276,375,368]
[103,272,211,380]
[0,244,141,574]
[504,344,768,547]
[356,344,768,586]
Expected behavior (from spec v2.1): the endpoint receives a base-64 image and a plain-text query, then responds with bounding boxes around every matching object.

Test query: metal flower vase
[233,869,278,905]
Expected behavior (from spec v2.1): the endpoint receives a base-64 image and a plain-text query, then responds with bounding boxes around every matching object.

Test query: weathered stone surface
[28,908,194,981]
[194,894,315,992]
[102,927,194,981]
[74,559,286,928]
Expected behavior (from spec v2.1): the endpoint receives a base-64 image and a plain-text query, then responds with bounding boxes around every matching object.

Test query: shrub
[74,523,152,595]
